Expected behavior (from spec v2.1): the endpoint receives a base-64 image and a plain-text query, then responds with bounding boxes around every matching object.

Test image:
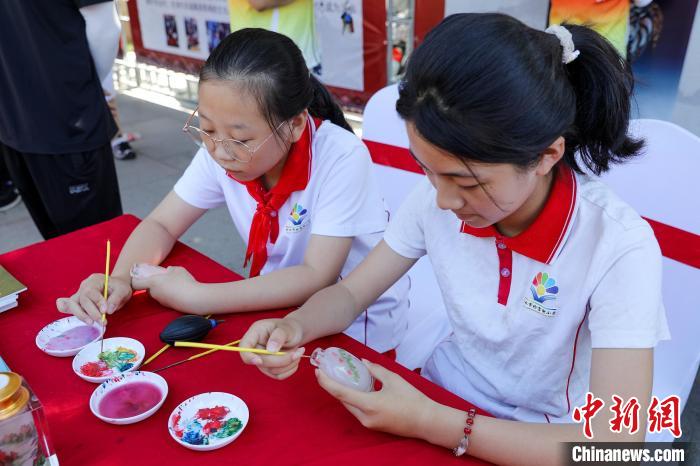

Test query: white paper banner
[136,0,231,59]
[314,0,364,91]
[444,0,550,30]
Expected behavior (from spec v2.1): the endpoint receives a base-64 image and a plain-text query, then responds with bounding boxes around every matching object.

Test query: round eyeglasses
[182,107,285,163]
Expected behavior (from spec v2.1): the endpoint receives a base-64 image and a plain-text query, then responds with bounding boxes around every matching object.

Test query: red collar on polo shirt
[227,117,320,277]
[460,164,578,264]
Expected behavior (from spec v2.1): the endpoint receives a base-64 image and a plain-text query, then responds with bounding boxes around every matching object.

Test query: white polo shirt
[384,166,670,422]
[174,120,409,353]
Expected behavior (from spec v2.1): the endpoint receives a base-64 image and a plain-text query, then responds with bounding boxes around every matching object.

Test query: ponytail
[308,75,353,132]
[562,24,644,175]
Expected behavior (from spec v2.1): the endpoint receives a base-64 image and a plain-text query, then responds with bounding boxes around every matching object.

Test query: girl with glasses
[57,28,408,356]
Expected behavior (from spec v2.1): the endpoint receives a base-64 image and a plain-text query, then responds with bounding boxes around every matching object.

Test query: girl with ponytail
[241,14,669,463]
[58,28,408,357]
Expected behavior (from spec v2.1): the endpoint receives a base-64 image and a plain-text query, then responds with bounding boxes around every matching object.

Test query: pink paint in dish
[45,325,100,350]
[98,382,162,419]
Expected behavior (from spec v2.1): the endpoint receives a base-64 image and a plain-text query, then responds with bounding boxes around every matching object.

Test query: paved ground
[1,94,247,275]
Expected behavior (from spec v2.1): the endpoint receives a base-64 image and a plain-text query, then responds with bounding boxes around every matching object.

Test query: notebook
[0,265,27,313]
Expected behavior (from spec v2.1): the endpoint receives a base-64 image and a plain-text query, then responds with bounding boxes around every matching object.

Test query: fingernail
[293,348,305,360]
[100,303,107,313]
[130,264,140,277]
[108,303,116,314]
[267,341,281,353]
[252,356,263,365]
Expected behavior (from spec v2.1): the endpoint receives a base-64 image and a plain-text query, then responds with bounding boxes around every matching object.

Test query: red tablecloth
[0,215,490,465]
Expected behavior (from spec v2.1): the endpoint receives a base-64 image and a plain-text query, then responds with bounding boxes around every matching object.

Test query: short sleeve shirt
[384,166,670,421]
[175,120,409,352]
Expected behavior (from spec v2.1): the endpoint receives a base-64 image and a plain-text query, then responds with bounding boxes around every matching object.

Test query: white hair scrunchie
[545,25,581,64]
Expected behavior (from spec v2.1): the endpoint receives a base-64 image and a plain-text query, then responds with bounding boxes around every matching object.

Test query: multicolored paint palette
[90,371,168,425]
[72,337,145,383]
[168,392,249,451]
[35,316,105,357]
[79,346,138,378]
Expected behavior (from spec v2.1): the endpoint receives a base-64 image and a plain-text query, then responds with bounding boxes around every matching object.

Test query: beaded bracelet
[453,408,477,457]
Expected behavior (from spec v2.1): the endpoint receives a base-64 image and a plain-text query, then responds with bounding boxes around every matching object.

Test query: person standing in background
[0,0,123,238]
[95,0,139,160]
[229,0,321,74]
[104,73,138,161]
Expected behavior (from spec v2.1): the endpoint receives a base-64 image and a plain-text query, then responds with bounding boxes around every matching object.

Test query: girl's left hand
[131,264,200,311]
[316,359,437,439]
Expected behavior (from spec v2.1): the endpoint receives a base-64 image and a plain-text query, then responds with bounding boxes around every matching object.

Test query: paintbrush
[174,341,311,357]
[100,240,111,354]
[153,339,241,373]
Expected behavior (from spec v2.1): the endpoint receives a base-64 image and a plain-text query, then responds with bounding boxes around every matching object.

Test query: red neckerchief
[227,117,319,277]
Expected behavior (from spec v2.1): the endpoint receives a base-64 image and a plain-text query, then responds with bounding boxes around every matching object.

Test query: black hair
[396,13,644,175]
[200,28,353,133]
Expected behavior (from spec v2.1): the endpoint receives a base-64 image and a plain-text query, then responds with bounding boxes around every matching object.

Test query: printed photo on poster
[206,20,231,52]
[185,17,200,51]
[341,7,354,34]
[164,14,179,47]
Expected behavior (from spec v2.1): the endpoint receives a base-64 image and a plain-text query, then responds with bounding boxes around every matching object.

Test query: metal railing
[113,55,199,107]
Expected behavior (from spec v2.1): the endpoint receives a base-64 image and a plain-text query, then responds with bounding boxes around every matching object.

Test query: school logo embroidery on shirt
[522,272,559,317]
[285,203,310,233]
